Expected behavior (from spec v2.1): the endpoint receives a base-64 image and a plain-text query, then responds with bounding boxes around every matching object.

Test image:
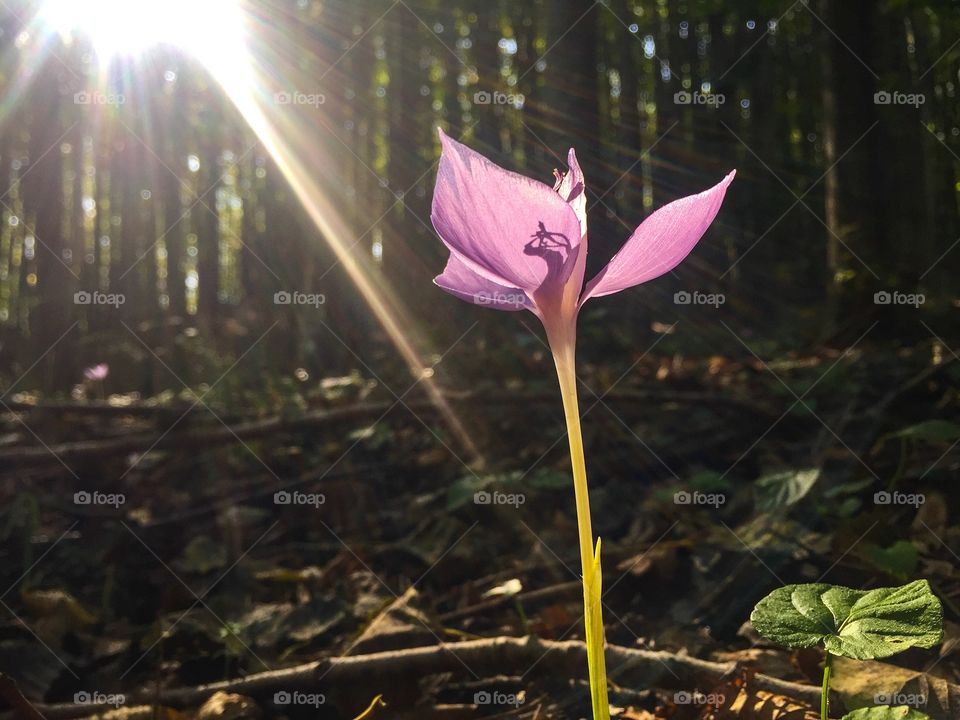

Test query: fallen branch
[0,388,776,469]
[1,399,200,418]
[0,401,414,467]
[25,636,824,718]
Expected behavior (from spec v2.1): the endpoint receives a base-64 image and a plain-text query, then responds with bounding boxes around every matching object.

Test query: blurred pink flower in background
[83,364,109,382]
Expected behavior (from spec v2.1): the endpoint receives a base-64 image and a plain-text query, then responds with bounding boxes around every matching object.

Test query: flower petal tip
[580,170,735,302]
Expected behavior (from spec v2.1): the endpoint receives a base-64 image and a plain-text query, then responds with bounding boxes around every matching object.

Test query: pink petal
[434,253,533,311]
[581,171,735,303]
[431,130,583,296]
[554,148,587,240]
[549,148,589,309]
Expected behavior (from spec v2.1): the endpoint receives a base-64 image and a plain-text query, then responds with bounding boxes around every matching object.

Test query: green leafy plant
[751,580,943,720]
[841,708,931,720]
[878,420,960,490]
[754,467,820,511]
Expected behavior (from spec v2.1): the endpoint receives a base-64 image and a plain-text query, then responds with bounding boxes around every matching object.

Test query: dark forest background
[0,0,956,399]
[0,1,958,714]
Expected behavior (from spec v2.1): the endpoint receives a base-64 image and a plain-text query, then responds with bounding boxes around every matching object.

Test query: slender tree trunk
[820,0,841,334]
[23,77,69,390]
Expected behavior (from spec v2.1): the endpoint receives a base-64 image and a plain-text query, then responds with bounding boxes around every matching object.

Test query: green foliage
[841,707,930,720]
[754,468,820,511]
[888,420,960,444]
[445,468,564,510]
[860,541,920,580]
[750,580,943,660]
[818,478,874,519]
[653,469,732,505]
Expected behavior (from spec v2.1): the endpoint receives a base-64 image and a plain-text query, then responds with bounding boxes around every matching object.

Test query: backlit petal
[554,148,587,240]
[431,130,583,296]
[581,171,735,303]
[434,253,533,312]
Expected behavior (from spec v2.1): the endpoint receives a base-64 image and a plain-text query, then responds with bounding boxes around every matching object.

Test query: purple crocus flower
[432,129,734,348]
[83,363,109,382]
[429,129,734,720]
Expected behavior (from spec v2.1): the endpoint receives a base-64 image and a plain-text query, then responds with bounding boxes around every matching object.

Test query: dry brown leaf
[21,589,97,625]
[938,619,960,660]
[710,649,798,684]
[911,491,948,540]
[529,603,577,636]
[349,587,435,655]
[831,656,960,720]
[82,707,187,720]
[195,691,261,720]
[618,708,658,719]
[19,588,98,645]
[713,686,818,720]
[616,541,682,581]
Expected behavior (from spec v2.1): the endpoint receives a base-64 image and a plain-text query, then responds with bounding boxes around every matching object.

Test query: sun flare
[37,0,245,66]
[28,0,478,460]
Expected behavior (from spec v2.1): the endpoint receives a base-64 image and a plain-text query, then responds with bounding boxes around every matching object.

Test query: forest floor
[0,339,958,720]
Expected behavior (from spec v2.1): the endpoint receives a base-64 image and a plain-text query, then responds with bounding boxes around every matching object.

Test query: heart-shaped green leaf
[841,707,930,720]
[860,541,920,580]
[750,580,943,660]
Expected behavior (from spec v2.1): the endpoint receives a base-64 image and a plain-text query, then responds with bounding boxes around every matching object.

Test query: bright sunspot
[38,0,245,65]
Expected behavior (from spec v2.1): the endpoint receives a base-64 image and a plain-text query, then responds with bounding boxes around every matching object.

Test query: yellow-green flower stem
[821,653,832,720]
[550,331,610,720]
